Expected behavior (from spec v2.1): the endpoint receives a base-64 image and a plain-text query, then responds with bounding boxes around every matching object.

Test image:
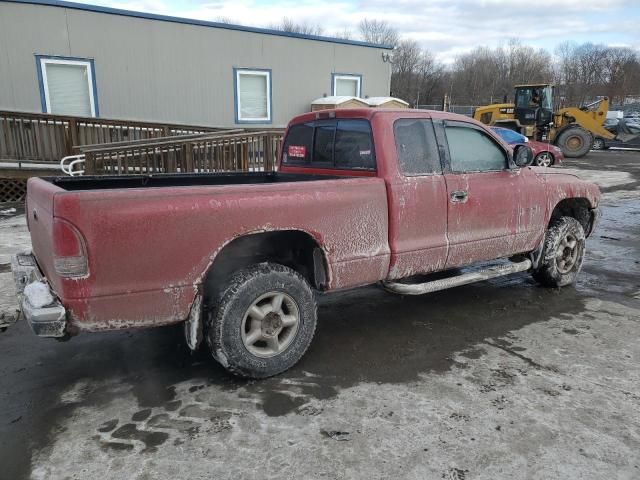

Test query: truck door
[386,118,449,279]
[437,120,521,268]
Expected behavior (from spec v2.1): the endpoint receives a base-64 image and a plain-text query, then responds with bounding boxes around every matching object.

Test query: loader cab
[514,84,553,128]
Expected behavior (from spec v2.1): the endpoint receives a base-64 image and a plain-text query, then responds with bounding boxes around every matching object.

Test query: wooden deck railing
[0,110,228,164]
[81,130,284,175]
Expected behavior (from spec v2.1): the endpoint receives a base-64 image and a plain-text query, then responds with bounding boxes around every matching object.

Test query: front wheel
[207,262,317,378]
[534,152,554,167]
[532,217,586,287]
[556,127,592,158]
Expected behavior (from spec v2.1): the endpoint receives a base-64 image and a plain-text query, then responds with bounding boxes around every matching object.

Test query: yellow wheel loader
[473,84,638,158]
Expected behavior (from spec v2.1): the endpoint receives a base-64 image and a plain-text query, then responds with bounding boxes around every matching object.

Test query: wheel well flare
[203,230,328,301]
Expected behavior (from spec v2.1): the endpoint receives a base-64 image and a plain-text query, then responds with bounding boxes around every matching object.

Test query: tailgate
[25,178,64,291]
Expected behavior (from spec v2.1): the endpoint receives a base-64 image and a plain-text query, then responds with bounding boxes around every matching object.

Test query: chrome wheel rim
[535,152,553,167]
[556,233,579,274]
[241,291,300,358]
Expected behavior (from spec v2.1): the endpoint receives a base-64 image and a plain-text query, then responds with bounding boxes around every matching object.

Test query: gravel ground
[0,150,639,480]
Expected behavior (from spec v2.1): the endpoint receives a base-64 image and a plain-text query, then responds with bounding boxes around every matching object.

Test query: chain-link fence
[415,105,477,117]
[417,103,639,118]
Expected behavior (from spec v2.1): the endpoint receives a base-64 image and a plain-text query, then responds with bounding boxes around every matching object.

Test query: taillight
[53,218,88,277]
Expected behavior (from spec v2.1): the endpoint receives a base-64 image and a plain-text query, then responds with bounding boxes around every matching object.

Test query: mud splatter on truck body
[19,108,599,341]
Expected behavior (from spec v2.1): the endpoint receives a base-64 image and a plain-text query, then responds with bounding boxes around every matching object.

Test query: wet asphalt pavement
[0,150,639,480]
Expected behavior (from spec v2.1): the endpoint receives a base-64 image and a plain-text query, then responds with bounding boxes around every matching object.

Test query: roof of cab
[287,108,478,127]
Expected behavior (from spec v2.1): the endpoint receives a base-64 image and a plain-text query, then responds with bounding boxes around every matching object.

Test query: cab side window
[445,125,508,172]
[394,119,441,175]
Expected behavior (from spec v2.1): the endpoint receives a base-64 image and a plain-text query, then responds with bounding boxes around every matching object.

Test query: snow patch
[560,168,634,189]
[24,282,54,308]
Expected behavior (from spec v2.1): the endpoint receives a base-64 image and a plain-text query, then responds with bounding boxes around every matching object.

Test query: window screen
[236,70,270,121]
[446,126,507,172]
[334,75,361,97]
[394,119,441,175]
[336,78,358,96]
[334,120,374,170]
[43,62,93,116]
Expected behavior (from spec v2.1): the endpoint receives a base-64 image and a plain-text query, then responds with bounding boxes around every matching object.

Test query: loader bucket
[615,132,640,143]
[615,118,640,143]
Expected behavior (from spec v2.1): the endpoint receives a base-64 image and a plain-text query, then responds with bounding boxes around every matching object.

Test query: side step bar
[382,259,532,296]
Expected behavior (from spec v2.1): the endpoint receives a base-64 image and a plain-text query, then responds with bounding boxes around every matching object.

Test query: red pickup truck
[11,109,600,378]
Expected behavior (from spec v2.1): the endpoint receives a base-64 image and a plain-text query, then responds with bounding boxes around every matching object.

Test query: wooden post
[264,133,273,171]
[185,142,194,172]
[84,151,95,175]
[69,118,79,154]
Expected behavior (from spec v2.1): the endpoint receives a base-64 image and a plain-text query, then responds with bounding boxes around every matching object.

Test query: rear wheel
[534,152,554,167]
[207,262,317,378]
[532,217,586,288]
[556,127,592,158]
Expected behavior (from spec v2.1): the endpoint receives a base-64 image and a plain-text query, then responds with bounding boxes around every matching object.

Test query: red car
[12,109,599,378]
[492,126,564,166]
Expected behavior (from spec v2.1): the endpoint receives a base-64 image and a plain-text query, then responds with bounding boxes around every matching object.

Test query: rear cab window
[282,119,375,171]
[283,123,313,163]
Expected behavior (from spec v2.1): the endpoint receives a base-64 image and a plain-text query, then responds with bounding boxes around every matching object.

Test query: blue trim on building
[6,0,394,50]
[34,54,100,117]
[233,68,273,125]
[331,73,363,97]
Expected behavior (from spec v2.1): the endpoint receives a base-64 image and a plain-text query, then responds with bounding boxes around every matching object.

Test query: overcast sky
[98,0,640,62]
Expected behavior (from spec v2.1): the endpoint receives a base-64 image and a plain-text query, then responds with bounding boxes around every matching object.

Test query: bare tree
[448,40,552,105]
[215,16,236,24]
[554,42,640,106]
[358,19,399,47]
[390,40,445,106]
[601,47,639,103]
[271,17,324,36]
[333,28,355,40]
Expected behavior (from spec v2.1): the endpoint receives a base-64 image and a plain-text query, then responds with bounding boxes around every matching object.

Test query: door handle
[450,190,468,202]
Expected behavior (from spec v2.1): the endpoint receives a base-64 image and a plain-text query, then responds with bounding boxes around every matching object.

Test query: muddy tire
[532,217,586,288]
[207,262,317,378]
[555,127,592,158]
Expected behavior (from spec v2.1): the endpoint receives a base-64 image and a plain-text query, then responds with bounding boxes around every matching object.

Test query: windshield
[515,86,552,110]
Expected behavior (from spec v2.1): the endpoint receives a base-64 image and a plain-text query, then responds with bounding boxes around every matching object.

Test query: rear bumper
[11,253,67,338]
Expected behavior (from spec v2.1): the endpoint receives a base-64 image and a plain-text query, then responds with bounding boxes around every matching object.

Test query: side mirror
[513,144,534,167]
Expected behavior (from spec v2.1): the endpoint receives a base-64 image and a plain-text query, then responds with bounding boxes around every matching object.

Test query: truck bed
[47,171,344,191]
[26,173,391,332]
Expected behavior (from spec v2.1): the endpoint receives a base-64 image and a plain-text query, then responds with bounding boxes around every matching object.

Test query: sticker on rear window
[360,149,371,156]
[288,145,306,158]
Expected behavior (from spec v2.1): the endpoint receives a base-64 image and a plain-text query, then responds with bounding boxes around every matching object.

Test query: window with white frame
[333,74,361,97]
[38,57,97,117]
[235,69,271,123]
